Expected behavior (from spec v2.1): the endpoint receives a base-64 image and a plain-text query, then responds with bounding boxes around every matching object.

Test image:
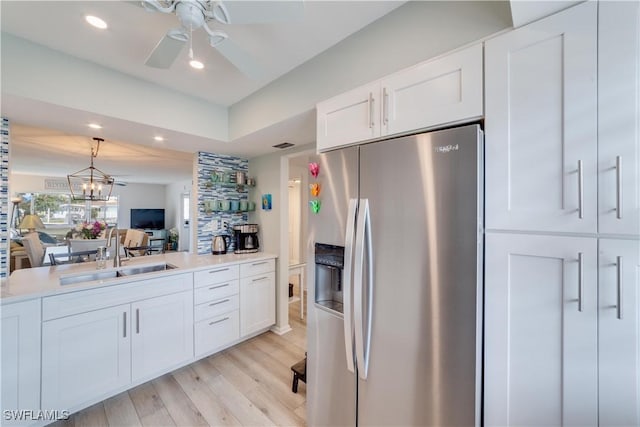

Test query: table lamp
[19,215,45,234]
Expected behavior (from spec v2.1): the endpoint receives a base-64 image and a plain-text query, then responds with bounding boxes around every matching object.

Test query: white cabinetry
[484,233,598,427]
[1,300,41,426]
[597,1,640,236]
[193,265,240,357]
[485,1,598,233]
[42,304,131,410]
[41,273,193,411]
[598,238,640,426]
[484,1,640,425]
[240,259,276,337]
[131,291,193,382]
[316,44,483,152]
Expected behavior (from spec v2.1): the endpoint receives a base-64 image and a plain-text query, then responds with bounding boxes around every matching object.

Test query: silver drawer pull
[209,268,229,274]
[616,256,623,320]
[123,312,127,338]
[136,308,140,334]
[578,252,584,312]
[251,261,268,266]
[577,160,584,219]
[209,317,229,326]
[209,299,230,307]
[209,283,230,290]
[616,156,623,219]
[252,276,268,282]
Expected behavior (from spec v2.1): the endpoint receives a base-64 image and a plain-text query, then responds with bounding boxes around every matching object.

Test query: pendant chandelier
[67,137,114,202]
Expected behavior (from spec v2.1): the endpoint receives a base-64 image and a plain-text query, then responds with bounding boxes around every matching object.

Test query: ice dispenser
[314,243,344,314]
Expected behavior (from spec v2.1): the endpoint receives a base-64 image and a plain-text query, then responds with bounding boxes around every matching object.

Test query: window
[17,192,119,227]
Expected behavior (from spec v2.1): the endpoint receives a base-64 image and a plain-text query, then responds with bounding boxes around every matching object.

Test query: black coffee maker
[233,224,259,253]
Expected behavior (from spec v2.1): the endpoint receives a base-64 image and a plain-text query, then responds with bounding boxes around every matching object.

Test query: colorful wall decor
[262,194,272,211]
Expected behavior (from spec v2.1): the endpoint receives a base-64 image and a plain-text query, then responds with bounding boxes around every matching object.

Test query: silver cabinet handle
[342,199,357,374]
[251,261,268,266]
[123,312,127,338]
[617,256,623,320]
[209,299,230,307]
[578,252,584,312]
[136,308,140,334]
[252,276,268,282]
[577,160,584,219]
[368,92,374,129]
[208,283,230,290]
[209,317,229,326]
[209,268,229,274]
[616,156,623,219]
[383,87,389,125]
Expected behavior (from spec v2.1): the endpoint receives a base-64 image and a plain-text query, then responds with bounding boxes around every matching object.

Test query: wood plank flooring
[54,293,307,427]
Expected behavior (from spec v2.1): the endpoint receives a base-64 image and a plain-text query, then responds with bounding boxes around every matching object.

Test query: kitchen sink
[59,263,178,285]
[117,263,178,276]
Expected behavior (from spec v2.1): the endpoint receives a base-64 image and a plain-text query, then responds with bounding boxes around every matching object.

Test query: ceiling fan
[141,0,302,79]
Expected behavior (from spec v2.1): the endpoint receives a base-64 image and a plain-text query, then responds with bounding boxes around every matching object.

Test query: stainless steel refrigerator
[307,124,484,426]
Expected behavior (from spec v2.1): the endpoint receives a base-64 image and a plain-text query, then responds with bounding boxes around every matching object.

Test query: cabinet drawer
[240,259,275,278]
[194,265,239,288]
[43,273,192,321]
[194,280,239,304]
[194,294,239,322]
[194,311,239,357]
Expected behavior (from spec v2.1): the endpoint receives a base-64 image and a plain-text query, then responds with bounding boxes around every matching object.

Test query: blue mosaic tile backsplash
[196,152,249,255]
[1,118,9,278]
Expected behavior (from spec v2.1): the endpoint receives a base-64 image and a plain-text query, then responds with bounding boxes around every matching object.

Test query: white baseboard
[271,324,292,335]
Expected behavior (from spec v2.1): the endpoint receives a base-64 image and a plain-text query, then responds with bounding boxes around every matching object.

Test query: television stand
[144,229,166,253]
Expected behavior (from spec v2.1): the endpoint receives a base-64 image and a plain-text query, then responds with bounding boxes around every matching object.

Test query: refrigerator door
[307,147,359,426]
[356,125,483,426]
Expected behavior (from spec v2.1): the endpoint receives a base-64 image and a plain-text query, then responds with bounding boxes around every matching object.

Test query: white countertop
[1,251,277,304]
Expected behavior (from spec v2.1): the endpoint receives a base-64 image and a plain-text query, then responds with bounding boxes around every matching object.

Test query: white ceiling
[1,0,404,184]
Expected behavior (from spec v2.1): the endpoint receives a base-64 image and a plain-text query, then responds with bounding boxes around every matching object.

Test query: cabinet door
[485,1,597,233]
[131,291,193,382]
[1,299,41,426]
[381,43,483,137]
[42,304,131,410]
[598,1,640,236]
[240,271,276,337]
[316,82,380,152]
[484,233,597,427]
[598,238,640,426]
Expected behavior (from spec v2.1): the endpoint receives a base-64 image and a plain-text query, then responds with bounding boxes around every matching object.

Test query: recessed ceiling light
[88,123,102,130]
[154,136,164,142]
[189,60,204,70]
[85,15,108,30]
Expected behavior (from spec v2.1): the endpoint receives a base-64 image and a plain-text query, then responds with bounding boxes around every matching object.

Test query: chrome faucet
[106,226,122,268]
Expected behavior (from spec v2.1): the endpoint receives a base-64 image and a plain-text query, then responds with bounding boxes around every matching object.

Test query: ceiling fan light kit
[142,0,264,79]
[67,137,114,202]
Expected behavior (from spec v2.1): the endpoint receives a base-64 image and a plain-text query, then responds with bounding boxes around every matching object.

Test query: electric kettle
[211,235,230,255]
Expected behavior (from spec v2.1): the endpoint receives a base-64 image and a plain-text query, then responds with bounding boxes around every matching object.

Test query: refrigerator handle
[343,198,358,374]
[354,198,372,380]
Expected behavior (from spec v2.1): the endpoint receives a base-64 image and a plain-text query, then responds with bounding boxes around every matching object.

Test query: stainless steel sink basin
[117,263,178,276]
[59,270,124,286]
[59,263,178,285]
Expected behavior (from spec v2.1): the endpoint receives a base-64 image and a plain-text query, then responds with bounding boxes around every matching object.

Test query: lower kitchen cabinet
[195,310,240,356]
[240,269,276,337]
[484,233,598,427]
[131,291,194,382]
[41,303,131,410]
[598,238,640,426]
[1,299,41,426]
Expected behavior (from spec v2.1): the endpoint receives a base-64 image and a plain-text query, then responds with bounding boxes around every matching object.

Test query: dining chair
[21,232,45,268]
[49,250,98,265]
[124,229,150,257]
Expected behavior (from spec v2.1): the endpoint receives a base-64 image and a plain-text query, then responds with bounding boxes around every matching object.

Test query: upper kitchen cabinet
[316,44,483,152]
[485,1,598,234]
[598,1,640,236]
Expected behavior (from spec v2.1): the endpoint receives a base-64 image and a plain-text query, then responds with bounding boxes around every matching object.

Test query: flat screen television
[130,208,165,230]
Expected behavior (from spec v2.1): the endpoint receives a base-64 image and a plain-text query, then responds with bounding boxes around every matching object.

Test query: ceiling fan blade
[222,1,304,24]
[213,37,264,80]
[145,34,185,69]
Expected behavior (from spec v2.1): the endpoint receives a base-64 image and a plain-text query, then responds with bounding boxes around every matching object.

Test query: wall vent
[273,142,295,149]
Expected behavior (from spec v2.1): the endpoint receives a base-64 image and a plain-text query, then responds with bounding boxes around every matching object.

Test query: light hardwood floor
[54,292,307,427]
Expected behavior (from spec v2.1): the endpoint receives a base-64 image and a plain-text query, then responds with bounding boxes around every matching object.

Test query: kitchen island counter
[1,251,277,304]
